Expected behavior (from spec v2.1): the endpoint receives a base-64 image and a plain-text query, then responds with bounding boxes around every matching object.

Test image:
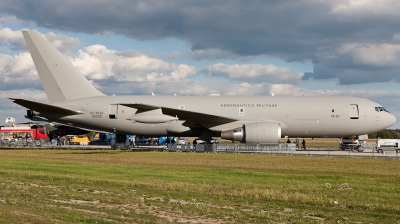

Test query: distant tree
[368,129,400,139]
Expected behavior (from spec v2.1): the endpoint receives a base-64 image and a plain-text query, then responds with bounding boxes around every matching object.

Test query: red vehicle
[0,124,48,142]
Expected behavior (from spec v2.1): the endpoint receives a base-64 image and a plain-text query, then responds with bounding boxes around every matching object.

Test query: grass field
[0,149,399,223]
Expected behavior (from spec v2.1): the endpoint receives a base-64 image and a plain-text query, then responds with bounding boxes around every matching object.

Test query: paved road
[2,144,399,159]
[291,148,399,158]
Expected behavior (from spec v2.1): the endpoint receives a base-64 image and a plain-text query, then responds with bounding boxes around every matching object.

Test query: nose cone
[384,113,397,128]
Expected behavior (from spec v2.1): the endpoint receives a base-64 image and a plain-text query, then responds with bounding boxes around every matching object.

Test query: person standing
[57,136,61,146]
[129,136,136,148]
[302,138,306,150]
[295,138,299,147]
[193,138,197,151]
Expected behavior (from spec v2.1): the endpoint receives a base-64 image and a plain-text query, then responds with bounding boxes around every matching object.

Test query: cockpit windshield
[375,107,389,112]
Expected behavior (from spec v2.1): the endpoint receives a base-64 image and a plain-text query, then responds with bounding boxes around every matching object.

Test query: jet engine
[221,122,281,143]
[26,110,40,119]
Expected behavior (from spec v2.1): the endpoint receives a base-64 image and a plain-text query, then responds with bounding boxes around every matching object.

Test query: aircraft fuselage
[49,95,394,138]
[15,30,396,143]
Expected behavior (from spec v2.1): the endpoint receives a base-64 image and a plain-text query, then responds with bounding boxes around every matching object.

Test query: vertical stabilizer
[22,30,104,103]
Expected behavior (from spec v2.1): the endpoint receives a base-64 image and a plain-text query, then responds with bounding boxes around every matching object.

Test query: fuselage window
[375,107,379,112]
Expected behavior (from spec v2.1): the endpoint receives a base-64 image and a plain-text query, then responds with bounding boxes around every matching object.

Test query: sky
[0,0,400,129]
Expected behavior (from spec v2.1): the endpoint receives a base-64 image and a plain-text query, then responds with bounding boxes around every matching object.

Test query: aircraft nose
[389,113,397,126]
[384,113,397,128]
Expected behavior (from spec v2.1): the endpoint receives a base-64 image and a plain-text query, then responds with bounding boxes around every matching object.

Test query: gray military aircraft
[10,30,396,143]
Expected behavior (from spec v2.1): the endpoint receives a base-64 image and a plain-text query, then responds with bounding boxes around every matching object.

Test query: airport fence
[160,143,296,154]
[0,139,50,147]
[213,143,296,154]
[2,140,398,158]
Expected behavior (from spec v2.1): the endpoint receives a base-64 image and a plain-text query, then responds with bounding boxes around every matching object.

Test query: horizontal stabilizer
[121,103,237,124]
[9,98,83,115]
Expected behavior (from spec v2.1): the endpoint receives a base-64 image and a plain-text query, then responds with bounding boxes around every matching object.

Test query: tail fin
[22,30,105,103]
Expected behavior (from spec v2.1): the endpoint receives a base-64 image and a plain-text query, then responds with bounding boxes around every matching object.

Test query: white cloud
[336,43,400,67]
[330,0,400,18]
[0,27,23,42]
[266,84,342,96]
[44,32,81,55]
[0,52,39,87]
[206,63,303,84]
[0,15,20,26]
[0,40,197,93]
[0,27,25,50]
[103,80,269,96]
[70,45,197,83]
[268,84,309,96]
[0,89,47,104]
[0,28,81,53]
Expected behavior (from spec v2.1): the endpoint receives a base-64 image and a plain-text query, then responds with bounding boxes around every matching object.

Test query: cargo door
[350,104,359,119]
[109,104,118,119]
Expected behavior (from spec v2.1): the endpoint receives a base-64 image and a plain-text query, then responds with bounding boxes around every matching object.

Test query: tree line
[369,129,400,139]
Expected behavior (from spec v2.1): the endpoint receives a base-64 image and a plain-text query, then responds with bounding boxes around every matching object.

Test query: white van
[376,139,400,153]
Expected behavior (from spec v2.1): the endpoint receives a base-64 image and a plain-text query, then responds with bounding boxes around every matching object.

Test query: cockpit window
[375,107,389,112]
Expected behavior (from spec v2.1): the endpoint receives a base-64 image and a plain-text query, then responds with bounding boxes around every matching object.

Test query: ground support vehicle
[178,137,189,145]
[69,136,91,145]
[1,138,49,147]
[339,137,364,152]
[0,124,49,147]
[376,139,400,154]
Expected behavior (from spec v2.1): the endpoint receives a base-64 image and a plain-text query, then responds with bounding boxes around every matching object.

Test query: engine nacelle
[221,122,281,143]
[129,114,178,124]
[26,110,39,119]
[26,110,35,119]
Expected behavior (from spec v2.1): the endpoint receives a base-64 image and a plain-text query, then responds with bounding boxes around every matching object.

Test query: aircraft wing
[120,103,237,124]
[9,98,83,115]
